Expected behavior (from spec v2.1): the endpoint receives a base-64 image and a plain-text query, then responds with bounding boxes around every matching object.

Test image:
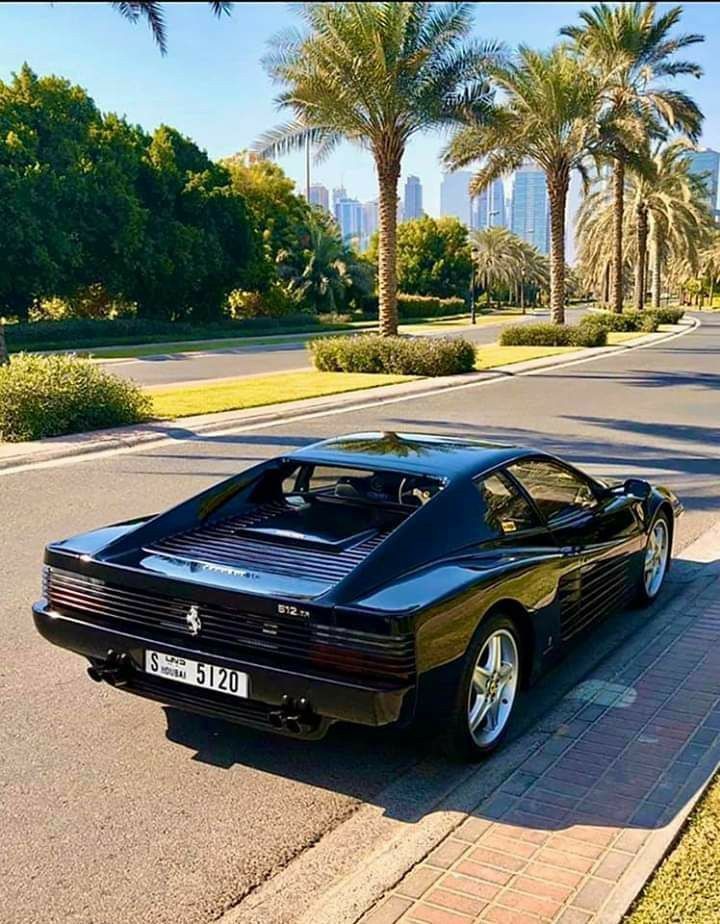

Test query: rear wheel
[637,512,671,605]
[442,614,522,761]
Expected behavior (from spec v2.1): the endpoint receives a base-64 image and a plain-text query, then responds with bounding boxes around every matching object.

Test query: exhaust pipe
[268,695,319,734]
[87,650,130,687]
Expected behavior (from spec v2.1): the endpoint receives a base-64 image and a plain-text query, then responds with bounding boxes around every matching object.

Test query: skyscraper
[362,200,379,248]
[687,148,720,214]
[404,175,423,220]
[309,184,329,211]
[332,186,347,217]
[471,178,506,230]
[335,196,363,244]
[510,161,550,254]
[440,171,473,226]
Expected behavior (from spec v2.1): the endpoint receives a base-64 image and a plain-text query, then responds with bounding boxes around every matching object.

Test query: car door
[505,458,644,641]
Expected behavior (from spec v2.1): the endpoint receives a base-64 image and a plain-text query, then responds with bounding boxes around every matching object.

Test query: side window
[475,472,539,536]
[507,459,597,521]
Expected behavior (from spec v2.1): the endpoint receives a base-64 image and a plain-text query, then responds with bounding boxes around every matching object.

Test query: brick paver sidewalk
[364,572,720,924]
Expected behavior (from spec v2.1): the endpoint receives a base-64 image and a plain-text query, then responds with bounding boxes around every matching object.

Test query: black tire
[441,613,523,762]
[636,511,672,607]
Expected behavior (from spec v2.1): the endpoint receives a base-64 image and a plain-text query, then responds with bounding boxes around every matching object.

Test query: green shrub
[581,310,659,333]
[310,334,475,376]
[646,306,685,325]
[0,354,151,442]
[500,323,607,348]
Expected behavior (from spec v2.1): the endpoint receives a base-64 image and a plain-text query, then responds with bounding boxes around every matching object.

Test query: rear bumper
[33,602,413,736]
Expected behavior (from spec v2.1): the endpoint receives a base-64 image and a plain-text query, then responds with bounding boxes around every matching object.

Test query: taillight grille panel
[45,567,415,681]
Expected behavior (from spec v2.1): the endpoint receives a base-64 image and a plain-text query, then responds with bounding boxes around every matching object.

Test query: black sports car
[34,433,682,759]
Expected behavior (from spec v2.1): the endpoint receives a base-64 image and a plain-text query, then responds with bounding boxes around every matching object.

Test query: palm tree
[512,238,549,311]
[699,232,720,308]
[470,228,520,309]
[255,2,499,336]
[446,46,603,324]
[290,217,355,313]
[111,2,232,54]
[561,3,703,313]
[577,142,710,309]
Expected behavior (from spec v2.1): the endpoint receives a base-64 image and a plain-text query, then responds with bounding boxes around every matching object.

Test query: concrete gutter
[0,320,695,475]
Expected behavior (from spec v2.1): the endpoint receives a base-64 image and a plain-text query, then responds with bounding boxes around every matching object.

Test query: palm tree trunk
[634,205,648,311]
[0,323,7,365]
[547,169,568,325]
[376,161,400,336]
[650,227,662,309]
[611,158,625,314]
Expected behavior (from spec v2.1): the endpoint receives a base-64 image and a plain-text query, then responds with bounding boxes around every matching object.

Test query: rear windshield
[281,464,444,509]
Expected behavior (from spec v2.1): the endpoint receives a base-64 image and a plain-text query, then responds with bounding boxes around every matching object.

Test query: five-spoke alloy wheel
[443,614,522,760]
[638,513,671,604]
[467,629,519,748]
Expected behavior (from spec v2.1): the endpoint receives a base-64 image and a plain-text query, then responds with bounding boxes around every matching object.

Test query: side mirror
[624,478,651,500]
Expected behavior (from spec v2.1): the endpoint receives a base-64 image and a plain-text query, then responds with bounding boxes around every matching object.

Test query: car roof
[288,432,536,480]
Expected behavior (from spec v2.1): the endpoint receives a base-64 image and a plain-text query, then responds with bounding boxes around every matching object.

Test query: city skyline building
[404,175,423,220]
[687,148,720,215]
[440,170,473,226]
[510,160,550,254]
[308,183,329,211]
[361,199,378,248]
[334,195,363,244]
[471,177,507,230]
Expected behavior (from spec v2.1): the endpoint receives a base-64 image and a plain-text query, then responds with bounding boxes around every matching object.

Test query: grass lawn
[148,370,413,419]
[627,773,720,923]
[474,344,579,369]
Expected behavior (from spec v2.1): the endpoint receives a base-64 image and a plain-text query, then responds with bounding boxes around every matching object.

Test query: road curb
[0,318,696,475]
[219,520,720,924]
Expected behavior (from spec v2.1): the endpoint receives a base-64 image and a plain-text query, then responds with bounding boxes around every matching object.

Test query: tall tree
[367,215,472,299]
[110,1,232,54]
[256,2,499,335]
[446,46,603,323]
[562,2,703,313]
[577,142,710,309]
[469,227,520,309]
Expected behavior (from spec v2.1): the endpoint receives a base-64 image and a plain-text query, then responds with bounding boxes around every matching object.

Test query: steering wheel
[398,476,431,507]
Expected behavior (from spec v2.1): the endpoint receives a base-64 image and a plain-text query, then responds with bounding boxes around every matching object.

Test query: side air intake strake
[142,501,396,584]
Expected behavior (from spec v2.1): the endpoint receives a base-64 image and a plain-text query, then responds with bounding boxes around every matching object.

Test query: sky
[1,1,719,216]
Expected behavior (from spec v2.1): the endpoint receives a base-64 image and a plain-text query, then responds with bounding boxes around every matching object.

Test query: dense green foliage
[367,216,472,300]
[310,334,476,376]
[0,68,375,330]
[0,66,255,323]
[0,353,150,441]
[500,322,607,348]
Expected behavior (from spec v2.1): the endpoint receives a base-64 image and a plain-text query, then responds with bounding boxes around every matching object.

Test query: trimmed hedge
[310,334,475,376]
[0,353,151,442]
[647,306,685,325]
[581,311,658,333]
[362,294,467,320]
[500,323,607,348]
[4,313,333,353]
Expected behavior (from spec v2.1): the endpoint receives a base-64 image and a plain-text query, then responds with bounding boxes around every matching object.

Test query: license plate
[145,650,248,698]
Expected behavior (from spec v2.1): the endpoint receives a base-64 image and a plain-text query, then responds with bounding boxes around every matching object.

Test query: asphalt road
[1,312,718,924]
[105,310,584,388]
